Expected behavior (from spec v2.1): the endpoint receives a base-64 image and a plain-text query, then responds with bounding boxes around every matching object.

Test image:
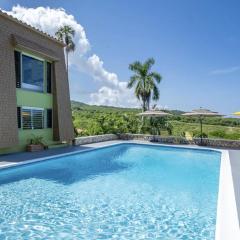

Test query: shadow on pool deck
[0,145,94,166]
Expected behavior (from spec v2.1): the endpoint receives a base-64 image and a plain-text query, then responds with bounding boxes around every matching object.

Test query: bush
[209,130,226,138]
[209,130,240,140]
[193,131,208,138]
[223,133,240,140]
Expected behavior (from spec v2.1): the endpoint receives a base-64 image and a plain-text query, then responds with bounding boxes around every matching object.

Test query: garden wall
[119,133,240,149]
[74,133,240,149]
[73,134,119,145]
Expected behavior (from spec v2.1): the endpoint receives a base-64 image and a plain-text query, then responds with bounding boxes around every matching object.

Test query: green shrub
[193,131,208,138]
[209,130,240,140]
[28,135,44,145]
[224,133,240,140]
[209,130,226,138]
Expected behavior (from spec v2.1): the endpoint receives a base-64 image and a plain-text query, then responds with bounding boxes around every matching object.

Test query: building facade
[0,11,74,153]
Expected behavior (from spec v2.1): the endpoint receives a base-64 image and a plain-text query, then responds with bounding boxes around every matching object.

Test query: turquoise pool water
[0,143,221,239]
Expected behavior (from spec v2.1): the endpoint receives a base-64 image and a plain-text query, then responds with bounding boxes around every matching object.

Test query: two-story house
[0,10,74,153]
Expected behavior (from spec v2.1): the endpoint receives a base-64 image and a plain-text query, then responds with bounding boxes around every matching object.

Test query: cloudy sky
[1,0,240,114]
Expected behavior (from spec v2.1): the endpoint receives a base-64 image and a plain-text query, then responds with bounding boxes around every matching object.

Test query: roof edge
[0,10,65,47]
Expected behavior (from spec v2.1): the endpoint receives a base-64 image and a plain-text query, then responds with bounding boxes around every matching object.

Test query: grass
[170,121,240,140]
[71,101,240,140]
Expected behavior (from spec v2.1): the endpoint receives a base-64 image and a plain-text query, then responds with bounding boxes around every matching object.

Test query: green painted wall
[0,90,56,154]
[16,89,55,152]
[0,129,55,154]
[16,89,52,108]
[0,50,60,155]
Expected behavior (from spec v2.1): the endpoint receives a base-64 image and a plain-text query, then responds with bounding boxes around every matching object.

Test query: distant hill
[71,100,140,113]
[71,100,185,115]
[71,101,240,140]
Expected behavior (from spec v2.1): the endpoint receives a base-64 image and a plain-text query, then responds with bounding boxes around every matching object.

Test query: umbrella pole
[200,117,203,145]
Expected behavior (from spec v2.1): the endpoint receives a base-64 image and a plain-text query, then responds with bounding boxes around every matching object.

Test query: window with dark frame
[22,55,44,92]
[21,108,44,130]
[14,50,54,131]
[14,51,46,92]
[14,51,21,88]
[47,62,52,93]
[17,107,21,128]
[46,109,53,128]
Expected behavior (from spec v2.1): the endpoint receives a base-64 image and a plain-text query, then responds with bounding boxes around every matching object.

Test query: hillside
[71,101,184,115]
[71,101,240,140]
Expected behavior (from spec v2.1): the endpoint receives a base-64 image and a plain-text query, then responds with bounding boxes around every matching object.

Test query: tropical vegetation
[72,101,240,140]
[127,58,161,111]
[55,25,76,78]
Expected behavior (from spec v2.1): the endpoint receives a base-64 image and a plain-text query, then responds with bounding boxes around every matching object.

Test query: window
[14,51,21,88]
[21,108,44,130]
[22,55,44,92]
[17,107,21,128]
[46,62,52,93]
[46,109,53,128]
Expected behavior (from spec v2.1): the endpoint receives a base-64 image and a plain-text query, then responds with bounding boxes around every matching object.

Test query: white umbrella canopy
[182,108,223,145]
[137,110,172,136]
[137,110,172,117]
[233,112,240,117]
[182,108,222,117]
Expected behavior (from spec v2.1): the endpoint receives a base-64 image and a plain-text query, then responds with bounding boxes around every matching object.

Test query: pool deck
[0,140,239,231]
[229,150,240,225]
[0,141,121,167]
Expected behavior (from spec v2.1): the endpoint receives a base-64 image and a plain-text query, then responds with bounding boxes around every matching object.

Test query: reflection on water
[0,145,130,185]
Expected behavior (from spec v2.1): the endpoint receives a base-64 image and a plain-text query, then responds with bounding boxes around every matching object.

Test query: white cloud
[5,5,138,107]
[210,66,240,75]
[7,5,90,56]
[85,54,119,87]
[90,85,139,107]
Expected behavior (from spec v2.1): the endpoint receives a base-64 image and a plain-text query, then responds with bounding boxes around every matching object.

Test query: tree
[127,58,162,111]
[149,117,173,135]
[55,25,75,79]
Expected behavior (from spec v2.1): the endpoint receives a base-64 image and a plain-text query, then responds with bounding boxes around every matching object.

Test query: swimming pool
[0,143,221,239]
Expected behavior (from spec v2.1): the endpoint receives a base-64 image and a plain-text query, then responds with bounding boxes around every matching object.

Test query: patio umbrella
[137,110,172,117]
[233,112,240,116]
[137,110,172,136]
[182,108,223,145]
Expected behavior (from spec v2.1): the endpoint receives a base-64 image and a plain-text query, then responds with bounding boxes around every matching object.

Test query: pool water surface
[0,143,221,239]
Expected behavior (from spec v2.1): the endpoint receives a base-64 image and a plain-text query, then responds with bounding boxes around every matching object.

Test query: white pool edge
[215,150,240,240]
[0,141,239,239]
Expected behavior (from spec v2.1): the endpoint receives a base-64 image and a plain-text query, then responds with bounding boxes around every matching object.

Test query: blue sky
[1,0,240,114]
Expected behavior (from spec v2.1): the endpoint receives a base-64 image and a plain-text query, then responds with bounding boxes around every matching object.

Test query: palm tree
[55,25,75,79]
[127,58,162,111]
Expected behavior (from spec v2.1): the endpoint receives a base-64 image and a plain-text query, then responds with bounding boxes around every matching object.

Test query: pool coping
[0,140,239,239]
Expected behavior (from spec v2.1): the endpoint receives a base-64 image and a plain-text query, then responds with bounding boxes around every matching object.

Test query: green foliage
[72,101,171,136]
[148,118,173,135]
[209,130,240,140]
[127,58,162,111]
[174,116,240,127]
[72,101,240,141]
[28,135,44,145]
[170,120,240,140]
[210,130,226,138]
[55,25,76,75]
[193,131,208,138]
[55,25,75,53]
[73,109,142,136]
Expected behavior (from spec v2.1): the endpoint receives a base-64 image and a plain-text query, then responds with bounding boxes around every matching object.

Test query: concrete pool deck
[0,140,239,239]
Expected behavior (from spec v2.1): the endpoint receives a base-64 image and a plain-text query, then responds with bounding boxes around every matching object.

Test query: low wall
[119,133,240,149]
[73,133,240,149]
[119,134,188,144]
[73,134,119,145]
